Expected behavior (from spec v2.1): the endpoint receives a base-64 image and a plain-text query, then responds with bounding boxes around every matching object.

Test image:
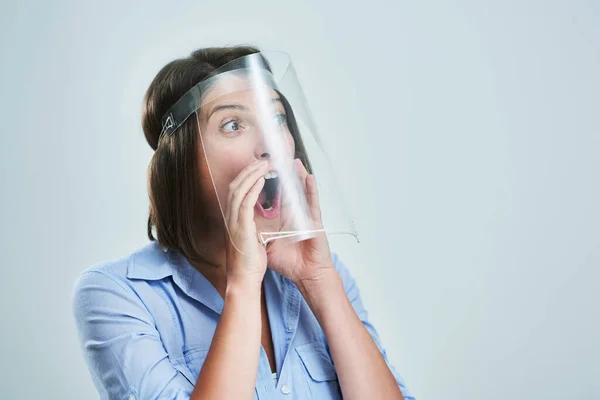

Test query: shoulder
[73,258,129,292]
[71,241,167,311]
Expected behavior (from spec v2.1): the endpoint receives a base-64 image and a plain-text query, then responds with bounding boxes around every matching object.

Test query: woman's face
[196,76,296,234]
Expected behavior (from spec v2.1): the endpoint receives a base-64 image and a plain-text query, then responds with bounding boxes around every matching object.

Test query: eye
[273,113,287,126]
[221,119,243,134]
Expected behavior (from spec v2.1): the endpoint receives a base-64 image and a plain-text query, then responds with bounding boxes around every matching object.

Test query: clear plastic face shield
[159,52,357,250]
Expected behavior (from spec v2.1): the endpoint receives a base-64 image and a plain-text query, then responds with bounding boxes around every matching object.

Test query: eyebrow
[271,97,283,107]
[207,98,284,121]
[208,104,247,120]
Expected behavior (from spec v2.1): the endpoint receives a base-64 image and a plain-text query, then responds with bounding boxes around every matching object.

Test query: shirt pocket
[295,341,342,399]
[183,347,210,381]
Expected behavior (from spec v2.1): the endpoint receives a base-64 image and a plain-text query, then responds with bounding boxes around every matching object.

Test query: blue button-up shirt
[72,241,414,399]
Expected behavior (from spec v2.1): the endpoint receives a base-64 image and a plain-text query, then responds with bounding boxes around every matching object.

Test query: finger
[227,159,268,208]
[306,174,323,224]
[294,159,322,223]
[228,163,271,226]
[227,160,269,208]
[294,158,309,183]
[239,176,266,228]
[293,158,309,203]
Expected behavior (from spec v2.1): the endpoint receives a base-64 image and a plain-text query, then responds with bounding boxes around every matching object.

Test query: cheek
[286,131,296,156]
[198,142,252,198]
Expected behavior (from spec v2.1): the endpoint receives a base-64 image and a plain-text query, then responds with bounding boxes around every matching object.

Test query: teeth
[264,171,278,180]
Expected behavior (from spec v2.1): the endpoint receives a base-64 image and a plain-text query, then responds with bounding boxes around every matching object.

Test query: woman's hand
[224,159,271,288]
[266,159,337,286]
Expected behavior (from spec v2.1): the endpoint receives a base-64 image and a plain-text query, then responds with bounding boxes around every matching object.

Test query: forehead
[200,73,280,107]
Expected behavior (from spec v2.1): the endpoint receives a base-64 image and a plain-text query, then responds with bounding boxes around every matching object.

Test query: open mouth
[255,171,281,219]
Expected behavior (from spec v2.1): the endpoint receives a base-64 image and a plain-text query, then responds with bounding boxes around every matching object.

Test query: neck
[187,226,229,297]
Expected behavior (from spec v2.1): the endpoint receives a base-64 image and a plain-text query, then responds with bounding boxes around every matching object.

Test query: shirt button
[281,384,291,394]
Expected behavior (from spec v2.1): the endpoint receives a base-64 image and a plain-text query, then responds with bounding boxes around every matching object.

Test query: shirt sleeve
[332,253,416,400]
[72,269,194,400]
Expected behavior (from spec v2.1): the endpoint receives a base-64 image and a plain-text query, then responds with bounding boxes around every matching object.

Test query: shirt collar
[126,241,225,315]
[126,241,175,281]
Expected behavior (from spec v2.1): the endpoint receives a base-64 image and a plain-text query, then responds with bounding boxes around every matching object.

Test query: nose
[254,148,271,161]
[254,125,272,160]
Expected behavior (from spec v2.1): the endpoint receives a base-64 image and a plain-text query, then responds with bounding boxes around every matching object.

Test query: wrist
[225,275,263,299]
[296,267,341,298]
[297,269,346,321]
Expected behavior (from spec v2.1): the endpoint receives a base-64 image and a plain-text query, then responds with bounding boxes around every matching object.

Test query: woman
[73,46,414,400]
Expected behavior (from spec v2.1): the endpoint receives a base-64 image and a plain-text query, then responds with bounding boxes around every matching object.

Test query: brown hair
[142,46,311,266]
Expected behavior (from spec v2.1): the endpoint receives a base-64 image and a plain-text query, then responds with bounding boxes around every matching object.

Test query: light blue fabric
[72,241,414,399]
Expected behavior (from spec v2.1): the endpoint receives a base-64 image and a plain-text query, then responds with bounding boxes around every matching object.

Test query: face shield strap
[157,53,275,145]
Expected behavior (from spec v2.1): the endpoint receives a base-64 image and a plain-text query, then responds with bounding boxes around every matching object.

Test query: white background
[1,1,598,399]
